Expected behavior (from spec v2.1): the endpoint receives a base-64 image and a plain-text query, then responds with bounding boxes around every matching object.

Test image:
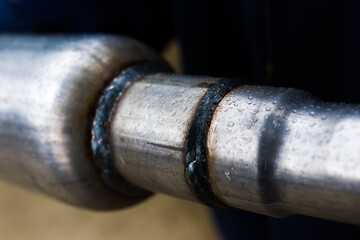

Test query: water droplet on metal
[227,121,234,127]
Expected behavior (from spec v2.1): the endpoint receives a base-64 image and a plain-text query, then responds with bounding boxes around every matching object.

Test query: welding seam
[91,64,168,197]
[185,79,241,208]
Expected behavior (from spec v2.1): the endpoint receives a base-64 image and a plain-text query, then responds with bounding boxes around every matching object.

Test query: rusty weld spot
[185,79,242,208]
[92,64,169,197]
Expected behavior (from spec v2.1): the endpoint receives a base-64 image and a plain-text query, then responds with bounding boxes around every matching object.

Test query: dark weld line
[92,64,169,197]
[185,79,241,208]
[256,90,303,214]
[257,113,283,205]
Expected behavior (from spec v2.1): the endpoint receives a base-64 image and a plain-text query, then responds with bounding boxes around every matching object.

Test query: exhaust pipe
[0,35,359,224]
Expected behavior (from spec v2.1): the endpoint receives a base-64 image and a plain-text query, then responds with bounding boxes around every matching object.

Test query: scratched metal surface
[0,35,165,209]
[0,38,220,240]
[208,86,360,223]
[110,74,360,224]
[1,35,360,226]
[110,73,220,201]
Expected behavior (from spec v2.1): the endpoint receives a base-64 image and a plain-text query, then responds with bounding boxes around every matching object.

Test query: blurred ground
[0,181,220,240]
[162,38,183,73]
[0,39,221,240]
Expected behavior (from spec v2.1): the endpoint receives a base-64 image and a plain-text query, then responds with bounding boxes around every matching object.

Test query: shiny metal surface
[110,74,220,201]
[111,75,360,224]
[208,86,360,223]
[1,35,360,224]
[0,35,166,209]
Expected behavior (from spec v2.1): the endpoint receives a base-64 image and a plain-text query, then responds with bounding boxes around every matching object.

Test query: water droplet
[321,115,328,120]
[242,136,252,144]
[266,106,271,111]
[292,118,297,123]
[309,111,315,116]
[227,121,234,127]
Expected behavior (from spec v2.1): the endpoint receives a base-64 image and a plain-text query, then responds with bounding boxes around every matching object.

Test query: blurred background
[1,0,360,239]
[0,180,220,240]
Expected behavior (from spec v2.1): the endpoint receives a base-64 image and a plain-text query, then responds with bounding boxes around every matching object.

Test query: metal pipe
[110,74,360,224]
[0,35,168,209]
[0,35,360,224]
